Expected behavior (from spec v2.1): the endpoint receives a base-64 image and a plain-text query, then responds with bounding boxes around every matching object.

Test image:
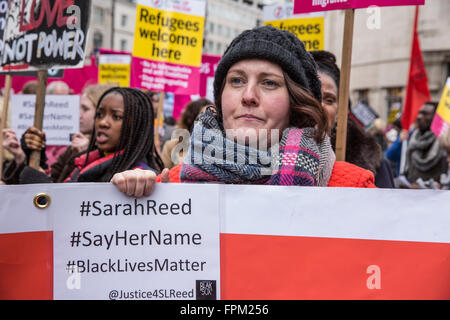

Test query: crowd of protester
[1,26,449,192]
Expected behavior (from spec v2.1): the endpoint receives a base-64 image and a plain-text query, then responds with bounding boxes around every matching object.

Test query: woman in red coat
[112,26,375,197]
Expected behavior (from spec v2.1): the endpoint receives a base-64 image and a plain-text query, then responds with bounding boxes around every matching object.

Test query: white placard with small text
[53,183,221,300]
[10,94,80,146]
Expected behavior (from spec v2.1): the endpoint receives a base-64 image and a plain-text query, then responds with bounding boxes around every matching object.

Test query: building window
[93,7,104,24]
[209,22,214,33]
[120,39,127,51]
[208,40,214,52]
[93,32,103,49]
[208,3,215,15]
[217,24,222,36]
[356,89,370,105]
[121,15,127,27]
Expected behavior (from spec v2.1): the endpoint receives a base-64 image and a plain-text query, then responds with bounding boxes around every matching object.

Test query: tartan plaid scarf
[180,110,335,186]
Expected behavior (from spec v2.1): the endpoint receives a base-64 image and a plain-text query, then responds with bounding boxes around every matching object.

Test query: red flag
[402,6,431,130]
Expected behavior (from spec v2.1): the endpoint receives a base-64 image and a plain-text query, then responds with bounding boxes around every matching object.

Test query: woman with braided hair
[17,87,163,183]
[112,26,376,197]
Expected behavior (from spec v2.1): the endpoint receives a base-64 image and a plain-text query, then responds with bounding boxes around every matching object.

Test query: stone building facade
[325,1,450,122]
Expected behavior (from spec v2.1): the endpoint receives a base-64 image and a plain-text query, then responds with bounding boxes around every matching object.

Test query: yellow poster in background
[133,1,205,67]
[263,4,324,51]
[436,78,450,123]
[98,55,131,87]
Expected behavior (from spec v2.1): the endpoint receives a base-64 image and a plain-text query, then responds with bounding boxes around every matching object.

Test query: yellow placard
[98,64,131,87]
[388,108,400,124]
[436,81,450,123]
[133,5,204,66]
[264,17,324,51]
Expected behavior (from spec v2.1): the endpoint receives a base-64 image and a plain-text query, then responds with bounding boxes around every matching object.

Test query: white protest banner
[0,0,91,72]
[10,94,80,145]
[51,183,221,300]
[0,184,449,300]
[350,101,379,127]
[263,4,324,51]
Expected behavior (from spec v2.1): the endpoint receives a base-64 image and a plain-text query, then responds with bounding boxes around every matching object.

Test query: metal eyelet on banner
[33,193,51,209]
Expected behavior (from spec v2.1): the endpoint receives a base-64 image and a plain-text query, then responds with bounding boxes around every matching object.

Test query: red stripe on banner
[0,231,53,300]
[220,234,450,300]
[2,64,31,71]
[1,232,449,299]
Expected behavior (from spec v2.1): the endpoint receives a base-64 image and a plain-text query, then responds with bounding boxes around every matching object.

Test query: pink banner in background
[130,57,201,96]
[171,54,222,120]
[0,56,98,94]
[431,113,449,138]
[171,54,221,120]
[200,54,221,101]
[294,0,425,14]
[172,94,193,120]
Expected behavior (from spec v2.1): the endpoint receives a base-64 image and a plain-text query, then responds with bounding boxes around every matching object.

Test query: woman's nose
[98,116,111,128]
[241,82,259,107]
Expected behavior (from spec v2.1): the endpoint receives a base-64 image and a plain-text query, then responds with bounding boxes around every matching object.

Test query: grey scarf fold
[408,130,444,172]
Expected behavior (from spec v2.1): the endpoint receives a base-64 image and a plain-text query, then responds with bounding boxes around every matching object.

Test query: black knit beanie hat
[213,25,322,116]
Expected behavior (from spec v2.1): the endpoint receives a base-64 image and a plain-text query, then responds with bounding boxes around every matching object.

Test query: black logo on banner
[196,280,216,300]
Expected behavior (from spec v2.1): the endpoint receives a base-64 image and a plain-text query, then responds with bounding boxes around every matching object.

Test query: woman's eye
[113,114,123,121]
[263,80,278,88]
[229,77,243,85]
[95,112,103,118]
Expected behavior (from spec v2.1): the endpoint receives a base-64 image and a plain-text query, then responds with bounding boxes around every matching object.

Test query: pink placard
[130,57,200,95]
[431,113,449,138]
[172,94,194,120]
[294,0,425,14]
[0,55,98,94]
[200,54,221,99]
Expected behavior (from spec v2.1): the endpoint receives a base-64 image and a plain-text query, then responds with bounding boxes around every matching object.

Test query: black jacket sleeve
[375,158,396,189]
[19,166,53,184]
[2,160,26,185]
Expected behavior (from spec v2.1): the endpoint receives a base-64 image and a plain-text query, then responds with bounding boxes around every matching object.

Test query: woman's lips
[237,114,263,121]
[96,132,108,144]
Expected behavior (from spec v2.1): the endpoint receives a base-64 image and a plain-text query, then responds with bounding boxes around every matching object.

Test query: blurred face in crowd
[95,92,124,153]
[221,59,290,146]
[416,103,435,132]
[318,72,338,128]
[48,82,70,95]
[79,93,96,134]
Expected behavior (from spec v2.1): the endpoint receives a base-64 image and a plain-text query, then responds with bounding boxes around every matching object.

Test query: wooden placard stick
[29,70,48,169]
[335,9,355,161]
[0,74,13,175]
